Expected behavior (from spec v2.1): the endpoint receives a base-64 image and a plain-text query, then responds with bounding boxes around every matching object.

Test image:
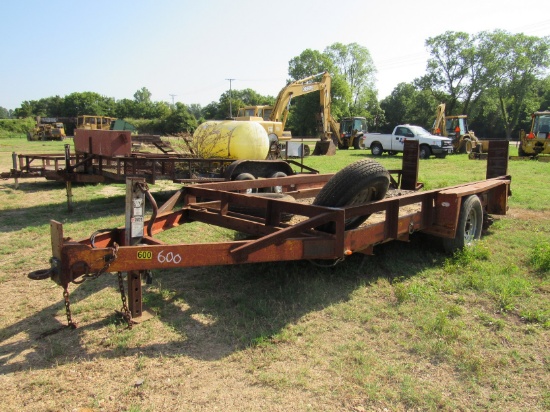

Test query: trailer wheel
[313,159,390,232]
[419,145,431,159]
[268,171,287,194]
[229,193,295,222]
[443,195,483,253]
[234,172,257,194]
[370,142,383,156]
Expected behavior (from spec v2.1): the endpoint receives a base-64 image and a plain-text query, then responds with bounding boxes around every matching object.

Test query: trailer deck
[28,140,511,329]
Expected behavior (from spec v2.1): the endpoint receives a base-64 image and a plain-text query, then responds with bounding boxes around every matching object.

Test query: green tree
[380,82,438,132]
[163,102,198,134]
[324,42,377,115]
[485,30,550,139]
[0,106,10,118]
[133,87,152,103]
[63,92,115,116]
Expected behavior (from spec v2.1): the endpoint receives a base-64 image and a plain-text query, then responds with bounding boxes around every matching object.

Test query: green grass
[0,138,549,411]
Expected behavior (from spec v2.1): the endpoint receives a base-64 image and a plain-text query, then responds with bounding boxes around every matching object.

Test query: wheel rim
[372,145,381,155]
[464,207,479,244]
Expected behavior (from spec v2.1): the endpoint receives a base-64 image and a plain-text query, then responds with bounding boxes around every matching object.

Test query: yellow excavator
[432,103,484,154]
[235,71,341,156]
[235,71,368,156]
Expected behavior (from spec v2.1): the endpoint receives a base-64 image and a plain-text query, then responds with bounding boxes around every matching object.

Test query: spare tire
[313,159,390,232]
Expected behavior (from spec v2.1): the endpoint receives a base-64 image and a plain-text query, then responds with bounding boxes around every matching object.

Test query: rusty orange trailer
[28,141,511,328]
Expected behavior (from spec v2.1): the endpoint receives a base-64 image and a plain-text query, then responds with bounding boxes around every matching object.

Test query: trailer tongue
[28,140,511,329]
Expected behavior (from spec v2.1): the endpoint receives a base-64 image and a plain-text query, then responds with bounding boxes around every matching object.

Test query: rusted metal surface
[74,129,132,157]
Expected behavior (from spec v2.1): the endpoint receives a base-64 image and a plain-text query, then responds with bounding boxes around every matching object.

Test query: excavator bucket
[313,139,337,156]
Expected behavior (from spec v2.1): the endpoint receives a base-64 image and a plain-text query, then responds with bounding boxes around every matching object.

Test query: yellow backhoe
[432,103,485,154]
[518,111,550,158]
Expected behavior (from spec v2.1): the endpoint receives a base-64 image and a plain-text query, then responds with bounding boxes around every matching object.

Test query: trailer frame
[28,140,511,328]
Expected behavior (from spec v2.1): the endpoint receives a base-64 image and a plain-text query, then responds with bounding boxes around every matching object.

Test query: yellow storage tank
[192,120,270,160]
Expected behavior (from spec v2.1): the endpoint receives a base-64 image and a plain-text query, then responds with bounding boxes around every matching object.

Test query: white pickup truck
[360,124,453,159]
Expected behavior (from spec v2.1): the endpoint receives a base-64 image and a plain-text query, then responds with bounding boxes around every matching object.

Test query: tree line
[2,30,549,139]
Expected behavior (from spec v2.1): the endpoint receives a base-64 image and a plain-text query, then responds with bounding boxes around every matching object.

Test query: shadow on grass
[0,193,127,233]
[0,231,449,373]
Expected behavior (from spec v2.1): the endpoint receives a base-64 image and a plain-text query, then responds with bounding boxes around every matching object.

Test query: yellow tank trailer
[192,120,270,160]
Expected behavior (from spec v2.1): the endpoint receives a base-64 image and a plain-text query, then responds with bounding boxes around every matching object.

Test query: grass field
[0,136,549,411]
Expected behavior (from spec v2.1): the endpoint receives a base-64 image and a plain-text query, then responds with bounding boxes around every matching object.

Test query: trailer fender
[313,159,390,232]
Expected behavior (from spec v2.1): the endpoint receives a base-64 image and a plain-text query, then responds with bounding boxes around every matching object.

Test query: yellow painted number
[137,251,152,260]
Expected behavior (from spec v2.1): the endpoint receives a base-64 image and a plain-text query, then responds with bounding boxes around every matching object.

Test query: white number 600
[157,250,182,264]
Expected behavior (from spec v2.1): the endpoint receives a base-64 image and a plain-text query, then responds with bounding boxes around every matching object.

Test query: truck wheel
[313,159,390,232]
[229,193,295,222]
[419,145,431,159]
[370,142,383,156]
[234,172,257,194]
[443,195,483,253]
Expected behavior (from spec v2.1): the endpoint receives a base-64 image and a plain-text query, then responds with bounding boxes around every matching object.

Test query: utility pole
[225,78,235,118]
[169,94,177,106]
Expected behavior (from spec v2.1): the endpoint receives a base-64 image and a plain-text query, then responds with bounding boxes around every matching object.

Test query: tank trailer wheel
[234,172,257,194]
[443,195,483,253]
[370,142,383,156]
[268,171,287,194]
[313,159,390,232]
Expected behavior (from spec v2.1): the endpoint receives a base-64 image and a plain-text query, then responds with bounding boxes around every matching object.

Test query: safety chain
[62,286,77,329]
[117,271,133,329]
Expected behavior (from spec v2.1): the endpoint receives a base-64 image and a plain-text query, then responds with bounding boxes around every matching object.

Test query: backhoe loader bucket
[313,139,337,156]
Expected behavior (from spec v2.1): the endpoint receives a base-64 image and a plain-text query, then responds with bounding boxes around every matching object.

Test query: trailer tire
[234,173,257,193]
[229,193,295,222]
[313,159,390,232]
[268,171,287,194]
[371,142,383,156]
[443,195,483,253]
[419,145,431,159]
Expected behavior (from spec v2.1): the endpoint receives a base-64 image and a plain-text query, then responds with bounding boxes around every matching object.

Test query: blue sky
[1,0,549,111]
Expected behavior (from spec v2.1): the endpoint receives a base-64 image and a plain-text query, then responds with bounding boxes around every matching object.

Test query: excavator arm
[270,72,331,129]
[270,71,339,142]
